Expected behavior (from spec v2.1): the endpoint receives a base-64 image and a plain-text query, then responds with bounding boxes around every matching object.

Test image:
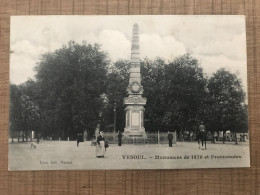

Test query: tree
[20,94,40,141]
[34,41,109,139]
[142,54,208,140]
[163,54,208,140]
[10,84,23,142]
[141,58,167,132]
[207,68,247,142]
[10,84,41,142]
[104,60,131,132]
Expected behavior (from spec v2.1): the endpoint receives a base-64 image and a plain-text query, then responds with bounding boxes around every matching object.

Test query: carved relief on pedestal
[124,96,147,105]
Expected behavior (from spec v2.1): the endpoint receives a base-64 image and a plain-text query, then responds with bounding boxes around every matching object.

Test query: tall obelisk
[124,23,147,138]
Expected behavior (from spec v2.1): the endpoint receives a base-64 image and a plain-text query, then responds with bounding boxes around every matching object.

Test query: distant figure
[76,133,80,147]
[96,131,106,158]
[214,131,218,143]
[190,132,194,142]
[118,131,123,146]
[84,130,88,141]
[198,122,207,150]
[37,133,40,144]
[223,131,226,144]
[168,132,173,147]
[30,142,36,149]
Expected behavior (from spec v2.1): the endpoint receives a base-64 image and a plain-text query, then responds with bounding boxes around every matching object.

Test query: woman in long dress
[96,131,106,158]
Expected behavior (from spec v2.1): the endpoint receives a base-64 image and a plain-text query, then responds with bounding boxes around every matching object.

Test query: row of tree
[9,41,248,141]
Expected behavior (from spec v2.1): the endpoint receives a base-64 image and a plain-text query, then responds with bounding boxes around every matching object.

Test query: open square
[9,141,250,170]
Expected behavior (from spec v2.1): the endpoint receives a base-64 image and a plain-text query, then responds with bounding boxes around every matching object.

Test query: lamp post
[113,103,116,134]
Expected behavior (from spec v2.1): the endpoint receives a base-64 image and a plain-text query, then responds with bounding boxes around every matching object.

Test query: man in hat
[198,122,207,150]
[168,132,173,147]
[118,131,123,146]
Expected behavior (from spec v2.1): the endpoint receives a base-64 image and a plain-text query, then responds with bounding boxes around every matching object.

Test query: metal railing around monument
[103,132,176,145]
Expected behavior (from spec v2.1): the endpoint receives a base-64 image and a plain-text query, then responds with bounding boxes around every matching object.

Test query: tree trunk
[25,130,28,142]
[11,130,14,143]
[179,128,183,141]
[235,131,238,144]
[18,131,20,142]
[223,130,226,144]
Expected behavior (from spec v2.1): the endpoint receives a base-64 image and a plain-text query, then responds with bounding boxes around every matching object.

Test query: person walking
[96,131,106,158]
[118,131,123,146]
[168,132,173,147]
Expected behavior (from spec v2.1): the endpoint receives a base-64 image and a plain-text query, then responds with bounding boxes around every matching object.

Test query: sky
[10,15,247,94]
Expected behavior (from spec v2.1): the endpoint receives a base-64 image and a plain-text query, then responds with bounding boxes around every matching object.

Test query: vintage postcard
[9,15,249,170]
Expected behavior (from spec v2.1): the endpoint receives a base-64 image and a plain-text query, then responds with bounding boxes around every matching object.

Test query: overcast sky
[10,15,247,94]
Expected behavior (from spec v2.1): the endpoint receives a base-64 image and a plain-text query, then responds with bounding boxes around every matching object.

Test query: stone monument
[123,23,147,138]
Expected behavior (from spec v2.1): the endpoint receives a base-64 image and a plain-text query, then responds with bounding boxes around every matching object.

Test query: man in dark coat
[168,132,173,147]
[37,133,40,144]
[118,131,123,146]
[198,122,207,149]
[76,133,81,147]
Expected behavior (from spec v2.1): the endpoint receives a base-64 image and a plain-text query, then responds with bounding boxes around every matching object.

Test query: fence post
[175,131,177,146]
[158,131,160,144]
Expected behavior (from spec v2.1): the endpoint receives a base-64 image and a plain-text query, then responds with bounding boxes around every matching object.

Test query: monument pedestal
[123,101,147,138]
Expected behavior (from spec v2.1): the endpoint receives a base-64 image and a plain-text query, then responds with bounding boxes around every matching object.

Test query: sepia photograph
[8,15,249,170]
